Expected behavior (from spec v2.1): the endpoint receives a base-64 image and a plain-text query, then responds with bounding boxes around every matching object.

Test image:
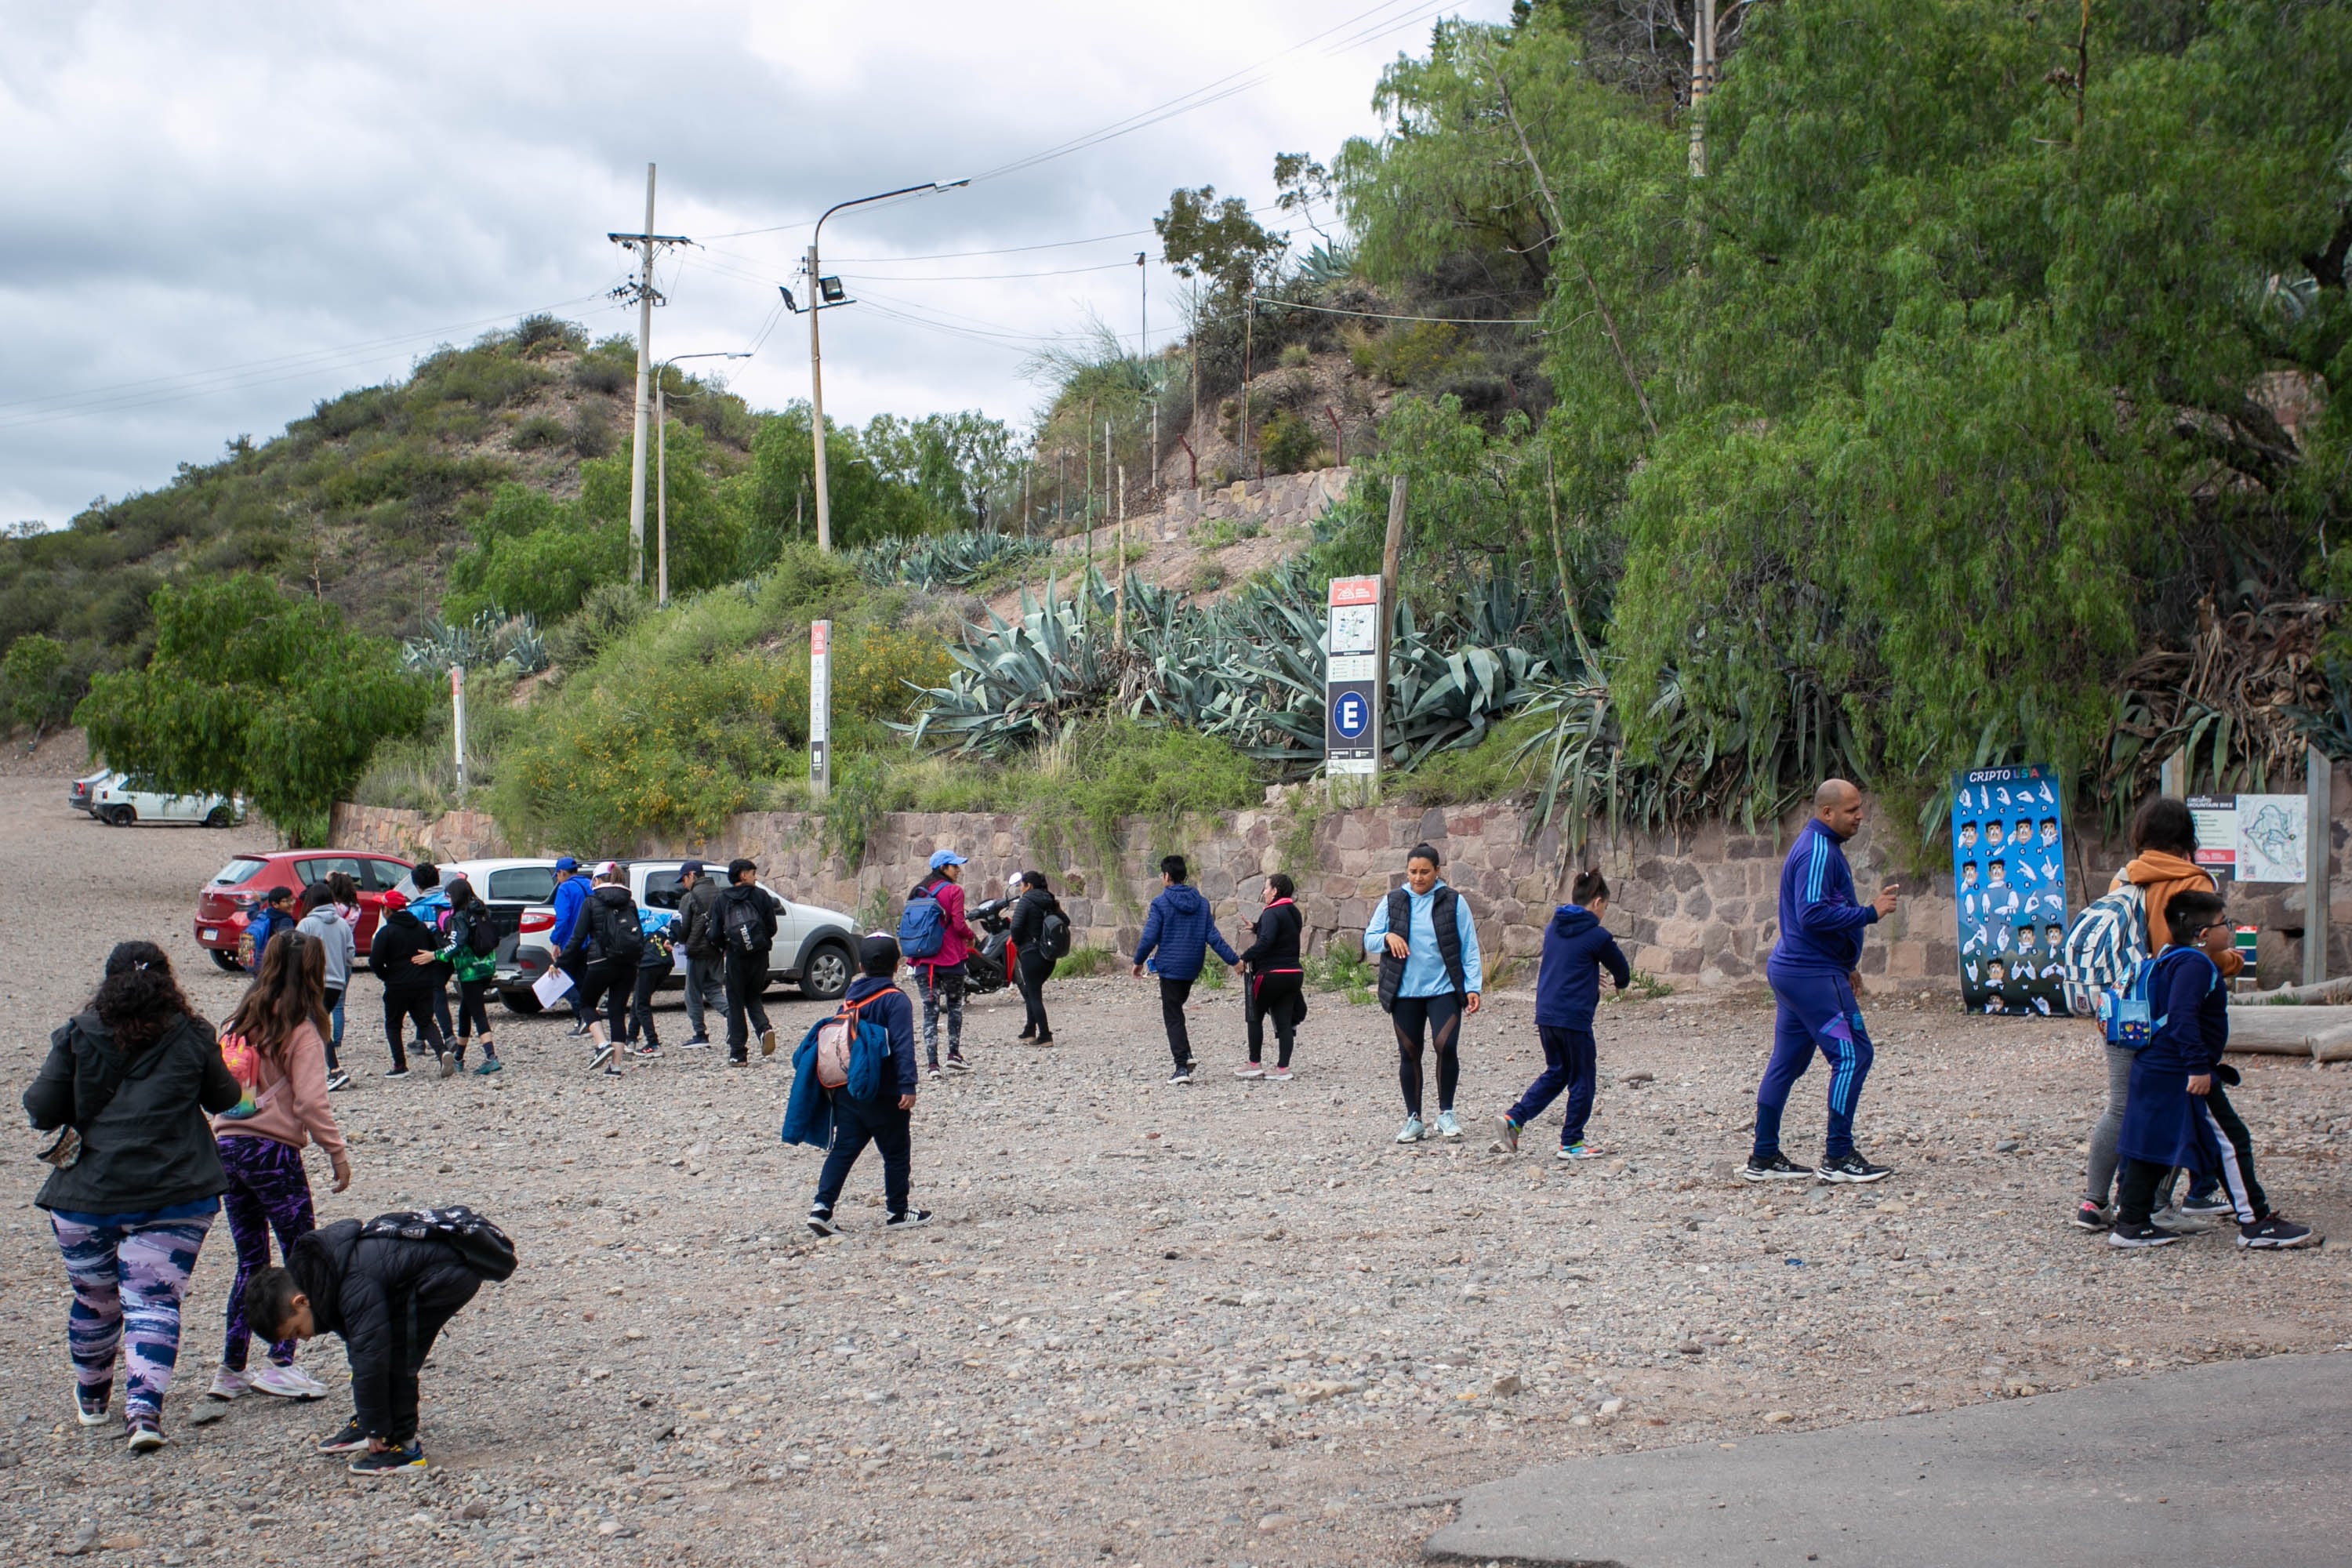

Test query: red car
[195,850,413,972]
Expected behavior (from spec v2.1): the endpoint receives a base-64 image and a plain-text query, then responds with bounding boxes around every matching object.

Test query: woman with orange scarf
[2076,797,2244,1229]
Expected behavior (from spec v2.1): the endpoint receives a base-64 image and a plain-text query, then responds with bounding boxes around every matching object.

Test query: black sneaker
[588,1040,614,1071]
[382,1066,409,1080]
[2107,1221,2186,1249]
[2072,1200,2112,1231]
[2238,1215,2322,1250]
[349,1442,426,1475]
[1818,1153,1892,1184]
[326,1069,352,1092]
[566,1022,591,1038]
[1167,1065,1194,1085]
[885,1210,932,1229]
[316,1417,372,1454]
[681,1036,711,1051]
[946,1054,971,1074]
[632,1043,660,1058]
[1739,1152,1815,1182]
[2179,1189,2235,1218]
[807,1209,839,1238]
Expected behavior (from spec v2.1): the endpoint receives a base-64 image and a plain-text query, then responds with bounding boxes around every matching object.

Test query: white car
[88,774,245,829]
[457,857,856,1014]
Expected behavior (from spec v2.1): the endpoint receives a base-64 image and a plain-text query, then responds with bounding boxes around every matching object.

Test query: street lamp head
[778,285,799,314]
[818,275,847,305]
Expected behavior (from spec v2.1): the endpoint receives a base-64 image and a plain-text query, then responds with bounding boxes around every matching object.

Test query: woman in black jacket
[366,891,451,1079]
[24,942,241,1450]
[1004,870,1065,1045]
[1237,873,1307,1080]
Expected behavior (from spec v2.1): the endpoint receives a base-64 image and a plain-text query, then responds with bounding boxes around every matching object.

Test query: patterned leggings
[216,1136,317,1371]
[51,1211,215,1421]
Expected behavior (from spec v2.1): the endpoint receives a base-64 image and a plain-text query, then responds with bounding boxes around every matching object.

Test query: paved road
[1428,1352,2351,1568]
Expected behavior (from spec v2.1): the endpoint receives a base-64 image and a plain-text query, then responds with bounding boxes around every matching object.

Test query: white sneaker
[206,1366,249,1401]
[1435,1109,1462,1140]
[250,1363,328,1400]
[1396,1116,1425,1143]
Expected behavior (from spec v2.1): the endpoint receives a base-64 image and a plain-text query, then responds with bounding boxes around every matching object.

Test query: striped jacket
[1769,818,1878,974]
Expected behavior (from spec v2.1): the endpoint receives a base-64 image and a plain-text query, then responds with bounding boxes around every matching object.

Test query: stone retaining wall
[333,770,2352,993]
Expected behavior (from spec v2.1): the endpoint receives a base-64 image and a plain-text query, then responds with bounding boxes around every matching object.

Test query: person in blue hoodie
[1493,869,1629,1160]
[1742,779,1901,1185]
[545,858,593,1035]
[1131,855,1240,1085]
[2109,890,2318,1250]
[805,935,927,1236]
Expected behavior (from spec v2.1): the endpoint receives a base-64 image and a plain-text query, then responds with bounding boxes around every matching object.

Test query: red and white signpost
[810,619,832,800]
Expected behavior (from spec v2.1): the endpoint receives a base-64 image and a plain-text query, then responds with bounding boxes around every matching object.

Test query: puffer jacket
[24,1011,241,1214]
[1134,883,1240,982]
[287,1218,488,1439]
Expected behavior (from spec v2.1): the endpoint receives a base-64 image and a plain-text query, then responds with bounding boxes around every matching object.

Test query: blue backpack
[896,880,947,960]
[2100,948,2217,1048]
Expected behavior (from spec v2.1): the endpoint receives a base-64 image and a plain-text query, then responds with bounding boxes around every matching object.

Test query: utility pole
[1688,0,1718,177]
[1240,289,1254,480]
[607,163,690,590]
[450,666,469,800]
[655,379,670,604]
[1379,474,1407,681]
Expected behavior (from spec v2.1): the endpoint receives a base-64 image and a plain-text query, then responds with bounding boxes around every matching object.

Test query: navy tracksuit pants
[1752,964,1874,1163]
[1508,1025,1597,1145]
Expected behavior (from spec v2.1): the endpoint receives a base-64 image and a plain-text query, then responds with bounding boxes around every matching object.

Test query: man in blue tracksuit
[1132,855,1240,1084]
[1743,779,1900,1184]
[1493,869,1629,1160]
[546,857,593,1033]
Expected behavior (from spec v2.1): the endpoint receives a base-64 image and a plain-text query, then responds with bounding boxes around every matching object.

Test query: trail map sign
[2234,793,2309,884]
[810,619,832,799]
[2187,795,2238,873]
[1951,764,2071,1017]
[1325,575,1381,779]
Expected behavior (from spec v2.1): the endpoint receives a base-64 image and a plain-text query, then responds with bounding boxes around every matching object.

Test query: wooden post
[2306,744,2331,985]
[2161,751,2187,800]
[1377,474,1406,680]
[1114,465,1127,648]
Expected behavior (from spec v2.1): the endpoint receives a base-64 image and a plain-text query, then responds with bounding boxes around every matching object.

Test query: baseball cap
[927,849,968,871]
[379,889,408,911]
[679,858,704,877]
[593,859,620,879]
[554,856,579,873]
[860,932,902,974]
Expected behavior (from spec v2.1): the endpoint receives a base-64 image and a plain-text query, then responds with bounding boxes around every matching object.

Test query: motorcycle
[962,896,1015,996]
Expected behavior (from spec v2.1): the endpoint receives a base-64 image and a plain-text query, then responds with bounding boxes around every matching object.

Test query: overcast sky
[0,0,1507,528]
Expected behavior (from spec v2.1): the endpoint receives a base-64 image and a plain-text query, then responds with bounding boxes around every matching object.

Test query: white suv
[89,774,245,829]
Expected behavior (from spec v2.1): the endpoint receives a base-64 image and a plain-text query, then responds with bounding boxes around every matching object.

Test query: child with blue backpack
[1492,869,1631,1160]
[787,935,928,1236]
[2107,889,2318,1250]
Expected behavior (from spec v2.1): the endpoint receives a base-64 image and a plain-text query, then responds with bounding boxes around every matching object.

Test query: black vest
[1376,884,1467,1011]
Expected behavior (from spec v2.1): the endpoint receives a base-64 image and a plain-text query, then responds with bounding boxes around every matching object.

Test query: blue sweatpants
[1508,1026,1598,1145]
[1751,966,1874,1163]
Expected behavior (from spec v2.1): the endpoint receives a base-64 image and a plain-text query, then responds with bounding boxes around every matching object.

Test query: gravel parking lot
[2,774,2347,1566]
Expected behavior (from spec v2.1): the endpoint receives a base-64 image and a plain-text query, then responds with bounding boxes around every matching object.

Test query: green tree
[77,575,431,844]
[0,633,74,742]
[1154,186,1287,299]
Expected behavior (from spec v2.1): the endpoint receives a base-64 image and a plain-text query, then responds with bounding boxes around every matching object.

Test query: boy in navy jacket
[807,935,928,1236]
[1493,870,1630,1159]
[2110,891,2318,1250]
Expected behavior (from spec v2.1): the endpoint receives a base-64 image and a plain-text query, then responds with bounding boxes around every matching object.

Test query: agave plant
[850,530,1051,591]
[401,608,548,676]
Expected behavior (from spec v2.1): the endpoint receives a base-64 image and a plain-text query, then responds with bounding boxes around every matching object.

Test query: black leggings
[383,989,448,1072]
[455,978,494,1043]
[1247,971,1302,1068]
[627,965,663,1049]
[1391,992,1464,1116]
[1016,952,1054,1037]
[576,960,632,1039]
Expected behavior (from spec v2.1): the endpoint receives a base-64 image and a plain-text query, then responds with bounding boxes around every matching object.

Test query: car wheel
[209,949,244,974]
[798,941,851,1001]
[499,989,544,1016]
[203,805,233,829]
[113,806,137,827]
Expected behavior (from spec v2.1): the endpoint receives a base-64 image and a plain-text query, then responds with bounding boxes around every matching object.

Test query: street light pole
[804,178,969,552]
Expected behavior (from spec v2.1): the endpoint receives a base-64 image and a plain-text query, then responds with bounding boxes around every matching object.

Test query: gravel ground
[2,774,2347,1566]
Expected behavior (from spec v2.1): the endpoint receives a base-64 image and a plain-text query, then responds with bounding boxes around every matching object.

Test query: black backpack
[1039,907,1073,960]
[361,1206,517,1283]
[461,909,498,957]
[592,894,645,963]
[724,887,768,954]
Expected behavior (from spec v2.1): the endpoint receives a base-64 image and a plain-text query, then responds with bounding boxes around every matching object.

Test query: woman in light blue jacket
[1364,842,1482,1144]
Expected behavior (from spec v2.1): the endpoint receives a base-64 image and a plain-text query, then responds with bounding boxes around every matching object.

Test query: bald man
[1742,779,1901,1184]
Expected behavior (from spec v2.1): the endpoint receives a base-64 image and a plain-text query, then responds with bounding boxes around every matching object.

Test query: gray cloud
[0,0,1500,525]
